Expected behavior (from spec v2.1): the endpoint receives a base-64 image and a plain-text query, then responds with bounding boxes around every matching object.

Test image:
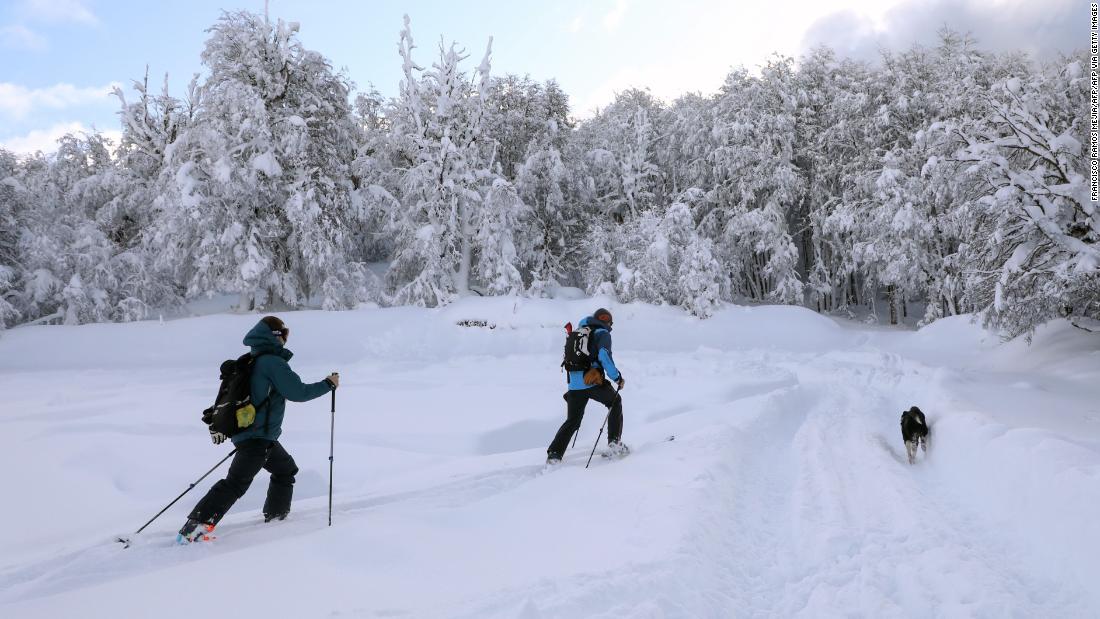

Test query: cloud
[19,0,99,26]
[801,0,1084,61]
[0,82,119,120]
[574,59,726,117]
[2,1,98,53]
[0,23,47,50]
[0,122,120,154]
[603,0,628,33]
[568,15,584,33]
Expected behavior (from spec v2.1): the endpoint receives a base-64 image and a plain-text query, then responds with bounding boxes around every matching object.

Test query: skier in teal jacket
[178,316,337,543]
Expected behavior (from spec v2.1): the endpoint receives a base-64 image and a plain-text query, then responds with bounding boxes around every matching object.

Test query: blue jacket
[232,320,333,444]
[567,315,621,390]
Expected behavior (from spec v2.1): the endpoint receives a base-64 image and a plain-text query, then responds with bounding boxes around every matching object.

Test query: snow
[1049,131,1082,156]
[1,298,1098,618]
[250,151,283,177]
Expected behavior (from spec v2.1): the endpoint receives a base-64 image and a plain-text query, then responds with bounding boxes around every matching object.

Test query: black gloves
[209,426,228,445]
[203,406,228,445]
[616,375,625,390]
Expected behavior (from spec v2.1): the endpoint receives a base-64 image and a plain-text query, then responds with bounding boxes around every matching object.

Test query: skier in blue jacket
[178,316,338,543]
[546,308,627,464]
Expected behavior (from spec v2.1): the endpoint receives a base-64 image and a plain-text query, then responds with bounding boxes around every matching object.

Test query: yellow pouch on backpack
[235,404,256,429]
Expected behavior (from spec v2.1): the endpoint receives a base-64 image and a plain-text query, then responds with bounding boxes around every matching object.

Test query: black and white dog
[900,406,929,464]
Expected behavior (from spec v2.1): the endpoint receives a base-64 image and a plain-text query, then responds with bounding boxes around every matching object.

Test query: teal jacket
[232,320,333,444]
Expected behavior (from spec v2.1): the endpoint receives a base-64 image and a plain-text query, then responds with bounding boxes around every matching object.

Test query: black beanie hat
[261,315,289,339]
[593,308,613,325]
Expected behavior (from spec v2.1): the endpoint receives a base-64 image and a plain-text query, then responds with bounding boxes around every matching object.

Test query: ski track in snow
[0,301,1097,618]
[452,354,1092,618]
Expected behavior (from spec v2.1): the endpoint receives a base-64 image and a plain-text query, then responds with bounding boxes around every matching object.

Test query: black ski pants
[547,382,622,457]
[189,439,298,524]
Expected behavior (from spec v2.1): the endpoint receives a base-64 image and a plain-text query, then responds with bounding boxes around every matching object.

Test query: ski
[543,435,675,469]
[601,434,675,460]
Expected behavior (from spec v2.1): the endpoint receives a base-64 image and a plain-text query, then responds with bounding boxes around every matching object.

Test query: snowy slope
[0,298,1097,618]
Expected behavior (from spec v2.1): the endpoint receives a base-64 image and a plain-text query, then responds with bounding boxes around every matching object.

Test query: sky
[0,0,1087,154]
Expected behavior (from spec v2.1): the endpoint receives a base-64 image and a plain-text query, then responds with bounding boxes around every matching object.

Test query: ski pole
[328,373,338,527]
[119,448,237,545]
[585,413,609,468]
[585,388,621,469]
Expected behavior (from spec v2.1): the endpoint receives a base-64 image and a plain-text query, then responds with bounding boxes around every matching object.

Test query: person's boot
[264,512,288,523]
[545,451,563,466]
[604,440,630,458]
[176,518,215,544]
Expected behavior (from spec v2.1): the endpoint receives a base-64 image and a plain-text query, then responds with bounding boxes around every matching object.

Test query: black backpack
[202,353,273,438]
[562,325,597,372]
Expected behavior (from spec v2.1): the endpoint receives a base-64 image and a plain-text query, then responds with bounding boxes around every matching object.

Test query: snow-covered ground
[1,298,1098,618]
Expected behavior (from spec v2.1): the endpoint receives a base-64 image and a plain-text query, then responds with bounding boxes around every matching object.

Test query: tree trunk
[238,291,255,312]
[888,285,898,325]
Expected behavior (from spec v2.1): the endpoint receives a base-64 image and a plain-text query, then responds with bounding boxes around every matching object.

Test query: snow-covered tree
[475,178,527,295]
[0,149,24,328]
[607,201,724,316]
[154,11,366,311]
[709,60,804,303]
[386,15,518,305]
[659,93,717,201]
[0,11,1089,334]
[482,75,571,180]
[943,55,1097,337]
[107,71,193,252]
[515,120,576,295]
[573,89,664,221]
[5,135,151,325]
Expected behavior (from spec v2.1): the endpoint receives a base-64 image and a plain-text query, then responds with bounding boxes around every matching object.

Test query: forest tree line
[0,11,1094,338]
